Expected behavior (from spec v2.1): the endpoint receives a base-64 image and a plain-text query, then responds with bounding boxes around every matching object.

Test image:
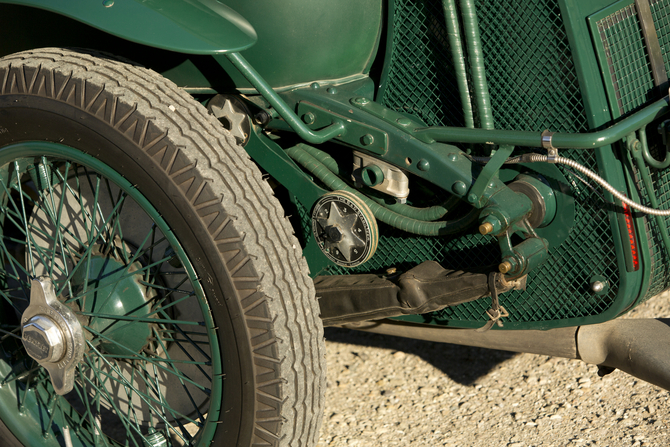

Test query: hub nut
[22,315,65,363]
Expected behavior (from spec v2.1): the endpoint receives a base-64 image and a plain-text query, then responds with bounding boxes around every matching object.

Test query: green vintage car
[0,0,669,445]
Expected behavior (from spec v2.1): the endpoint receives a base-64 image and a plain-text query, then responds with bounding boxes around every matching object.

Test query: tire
[0,48,325,447]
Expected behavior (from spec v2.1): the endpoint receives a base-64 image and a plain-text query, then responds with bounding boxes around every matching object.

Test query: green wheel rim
[0,142,222,446]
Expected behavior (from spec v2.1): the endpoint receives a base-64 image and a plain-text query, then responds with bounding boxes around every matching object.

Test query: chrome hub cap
[21,277,85,395]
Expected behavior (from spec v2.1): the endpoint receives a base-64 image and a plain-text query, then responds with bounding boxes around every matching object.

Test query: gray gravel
[317,291,670,446]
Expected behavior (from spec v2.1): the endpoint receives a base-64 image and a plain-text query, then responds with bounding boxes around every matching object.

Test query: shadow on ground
[324,326,518,386]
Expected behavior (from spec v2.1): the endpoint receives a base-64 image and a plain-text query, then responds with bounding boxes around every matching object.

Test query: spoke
[0,326,22,341]
[55,191,128,297]
[39,158,72,281]
[100,354,209,366]
[11,162,35,275]
[84,345,194,442]
[81,313,203,326]
[64,250,171,307]
[76,368,111,447]
[43,393,61,437]
[84,330,209,394]
[153,329,206,425]
[2,365,40,386]
[99,291,197,340]
[76,225,162,315]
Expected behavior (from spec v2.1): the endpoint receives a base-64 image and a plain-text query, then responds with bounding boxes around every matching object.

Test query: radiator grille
[594,3,656,117]
[306,0,621,328]
[592,0,670,303]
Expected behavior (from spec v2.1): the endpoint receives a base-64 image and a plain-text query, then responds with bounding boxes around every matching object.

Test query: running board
[315,261,490,326]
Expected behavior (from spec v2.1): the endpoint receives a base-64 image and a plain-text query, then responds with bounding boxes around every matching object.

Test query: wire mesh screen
[595,3,656,117]
[474,0,589,132]
[298,0,622,327]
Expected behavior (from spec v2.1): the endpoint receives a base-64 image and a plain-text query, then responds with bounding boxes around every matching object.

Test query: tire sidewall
[0,93,254,444]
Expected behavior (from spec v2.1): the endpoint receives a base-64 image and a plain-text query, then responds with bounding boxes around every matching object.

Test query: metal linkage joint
[541,130,558,163]
[476,272,510,332]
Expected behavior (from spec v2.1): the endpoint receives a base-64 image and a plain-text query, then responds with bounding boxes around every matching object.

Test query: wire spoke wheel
[0,145,221,446]
[0,48,325,447]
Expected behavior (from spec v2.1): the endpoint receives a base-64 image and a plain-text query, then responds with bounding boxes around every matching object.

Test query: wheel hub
[21,277,85,395]
[74,246,155,356]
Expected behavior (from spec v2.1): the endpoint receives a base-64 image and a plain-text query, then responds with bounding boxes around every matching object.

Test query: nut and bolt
[22,316,65,363]
[591,281,605,293]
[479,222,494,235]
[498,261,513,274]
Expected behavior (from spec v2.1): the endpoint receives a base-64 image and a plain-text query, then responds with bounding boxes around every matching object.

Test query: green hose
[296,144,453,221]
[460,0,494,130]
[443,0,475,129]
[287,145,478,236]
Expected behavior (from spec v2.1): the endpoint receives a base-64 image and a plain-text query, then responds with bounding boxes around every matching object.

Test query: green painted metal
[414,96,669,147]
[286,145,478,236]
[442,0,475,128]
[0,142,222,445]
[75,254,153,356]
[226,52,346,144]
[468,145,515,205]
[350,96,436,144]
[459,0,494,130]
[298,143,452,221]
[297,101,389,155]
[0,0,256,54]
[216,0,382,90]
[245,127,327,208]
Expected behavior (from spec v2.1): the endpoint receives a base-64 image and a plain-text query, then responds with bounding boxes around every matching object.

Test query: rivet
[102,0,114,7]
[327,87,338,94]
[467,193,478,203]
[418,159,430,171]
[448,153,458,162]
[353,97,370,105]
[361,134,374,146]
[452,181,467,195]
[310,82,320,89]
[396,117,411,126]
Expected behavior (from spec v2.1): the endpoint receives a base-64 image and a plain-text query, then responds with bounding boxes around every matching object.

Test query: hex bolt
[254,110,271,126]
[22,316,65,363]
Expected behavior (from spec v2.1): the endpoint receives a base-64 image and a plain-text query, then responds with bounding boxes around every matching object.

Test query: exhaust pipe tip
[578,318,670,391]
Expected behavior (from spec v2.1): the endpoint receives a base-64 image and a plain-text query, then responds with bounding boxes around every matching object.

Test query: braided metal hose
[472,153,670,216]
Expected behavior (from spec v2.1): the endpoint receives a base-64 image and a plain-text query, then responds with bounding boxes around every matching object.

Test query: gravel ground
[317,291,670,447]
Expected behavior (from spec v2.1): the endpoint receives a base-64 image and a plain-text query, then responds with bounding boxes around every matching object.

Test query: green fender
[0,0,257,54]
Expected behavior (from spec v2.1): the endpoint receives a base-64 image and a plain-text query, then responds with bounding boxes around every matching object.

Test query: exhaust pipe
[341,318,670,391]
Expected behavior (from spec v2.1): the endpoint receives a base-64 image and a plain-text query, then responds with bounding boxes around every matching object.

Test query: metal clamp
[541,130,558,163]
